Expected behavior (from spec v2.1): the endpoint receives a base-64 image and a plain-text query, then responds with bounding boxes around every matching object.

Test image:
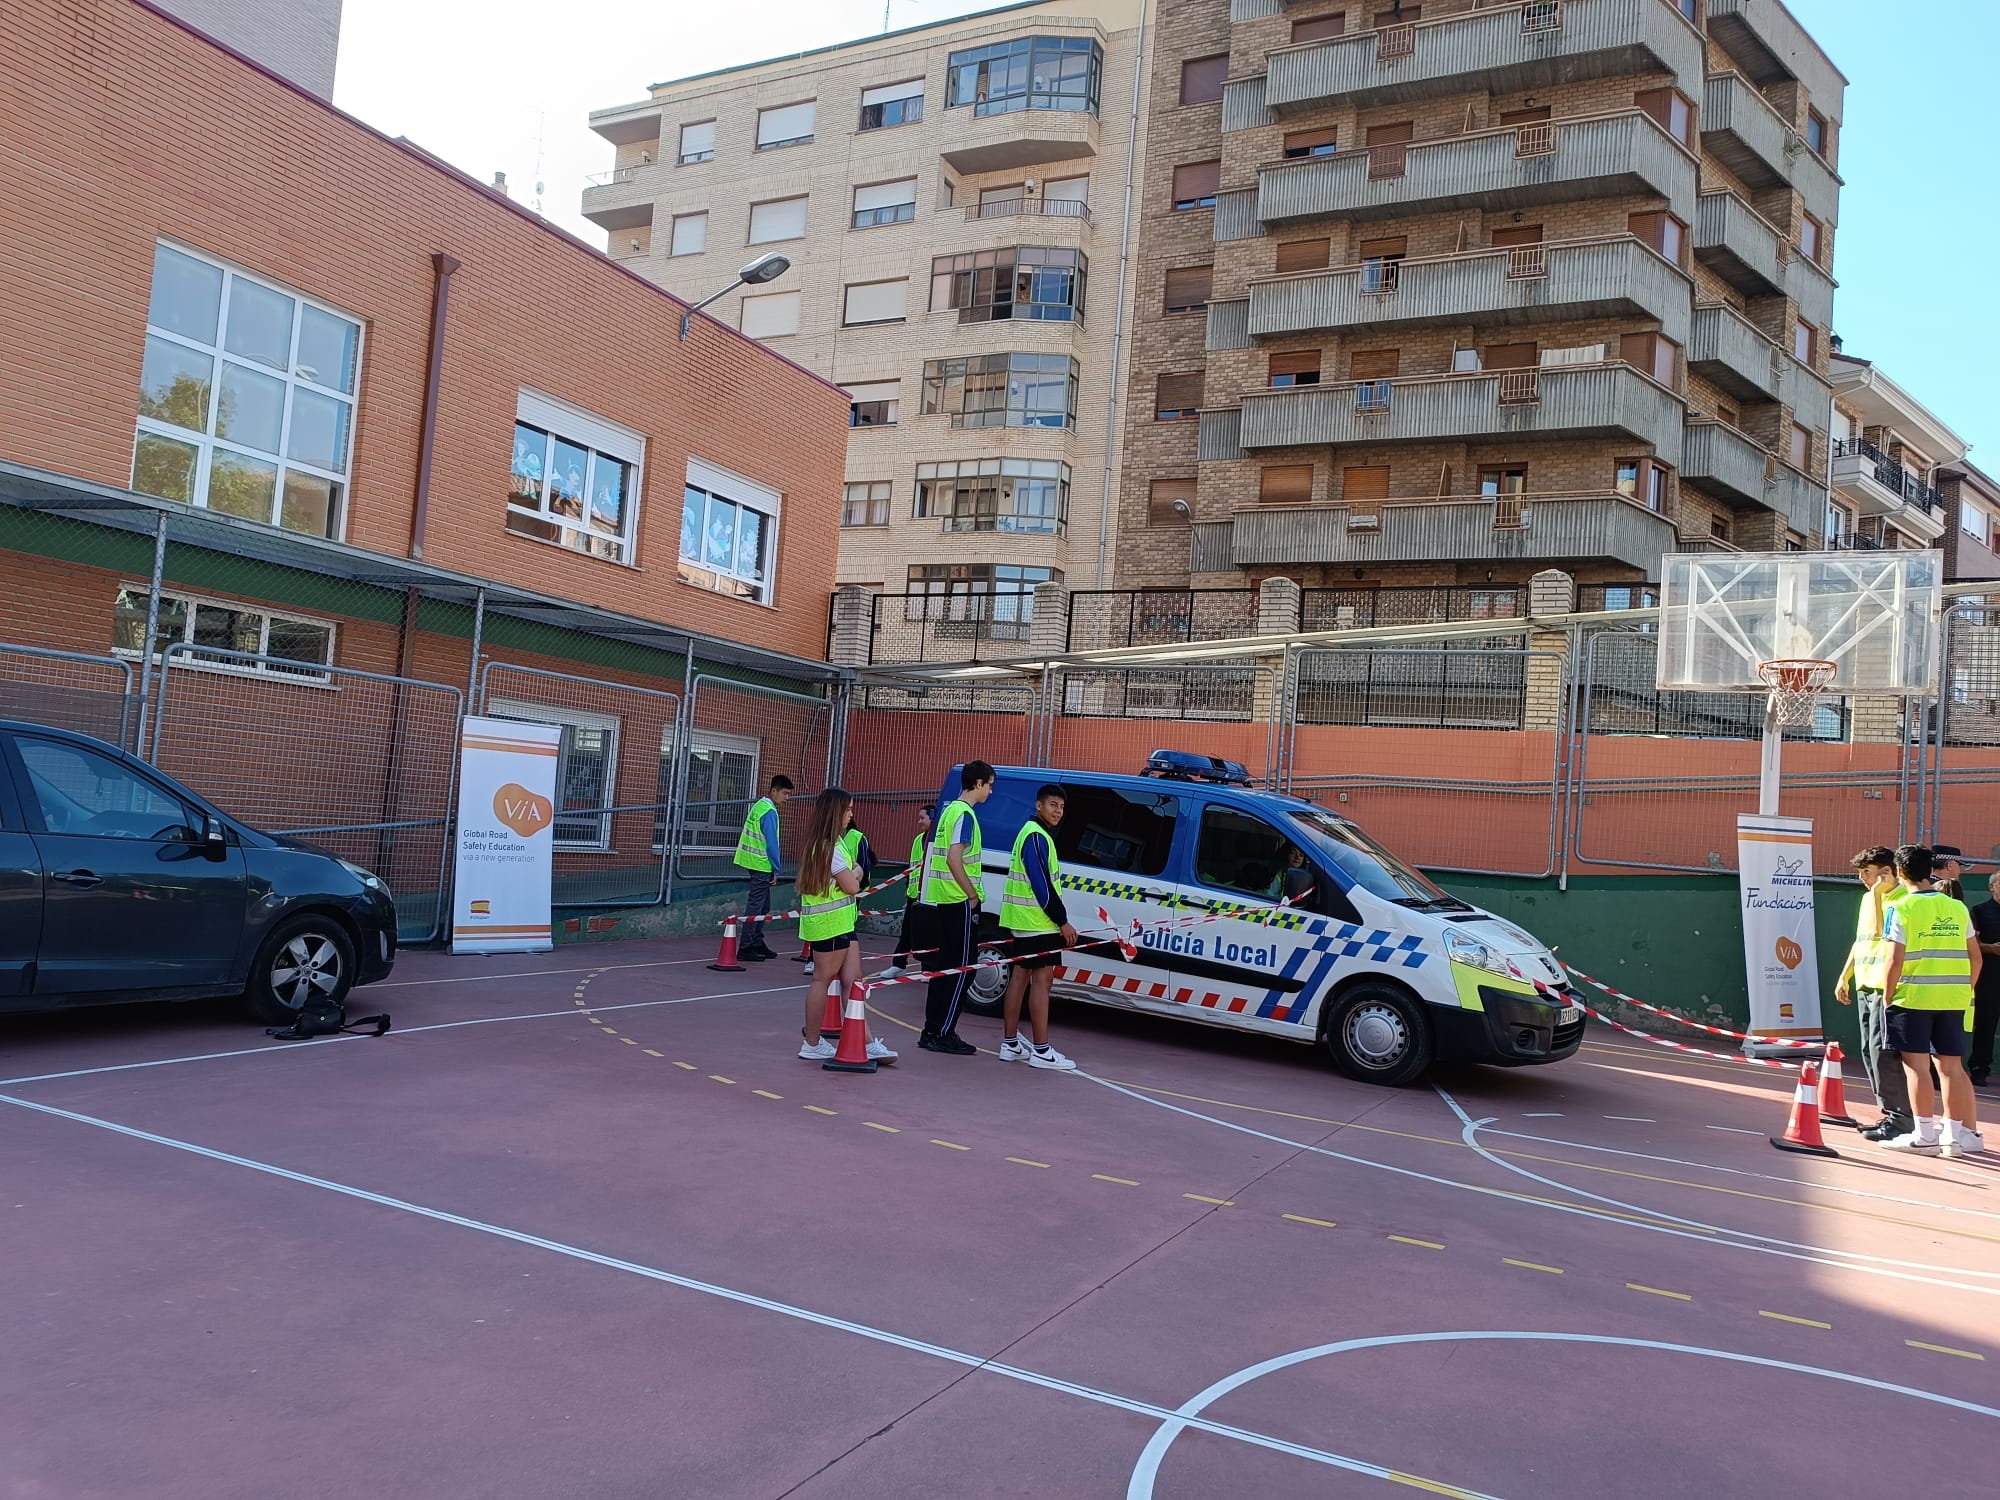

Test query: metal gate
[0,643,137,749]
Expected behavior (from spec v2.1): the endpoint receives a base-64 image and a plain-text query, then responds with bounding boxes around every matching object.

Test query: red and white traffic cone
[708,918,746,973]
[1770,1060,1838,1157]
[1819,1042,1859,1127]
[822,982,877,1074]
[818,978,844,1042]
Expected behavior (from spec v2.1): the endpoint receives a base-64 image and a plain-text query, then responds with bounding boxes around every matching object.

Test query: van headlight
[1446,930,1514,978]
[337,858,388,894]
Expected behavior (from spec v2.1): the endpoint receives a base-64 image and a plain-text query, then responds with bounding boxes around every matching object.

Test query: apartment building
[153,0,344,98]
[585,0,1147,637]
[1119,0,1843,622]
[1937,462,2000,588]
[1825,351,1961,557]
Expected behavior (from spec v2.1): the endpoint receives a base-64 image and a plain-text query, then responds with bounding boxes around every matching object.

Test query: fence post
[132,510,168,755]
[1031,581,1069,656]
[1524,568,1573,734]
[1253,576,1300,730]
[828,585,874,668]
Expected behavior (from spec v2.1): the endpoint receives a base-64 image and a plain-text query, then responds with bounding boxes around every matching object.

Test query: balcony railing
[584,163,652,188]
[1224,492,1677,571]
[1827,532,1885,551]
[962,197,1093,225]
[1833,439,1944,514]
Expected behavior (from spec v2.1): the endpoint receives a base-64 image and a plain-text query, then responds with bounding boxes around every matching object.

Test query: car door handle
[52,870,104,888]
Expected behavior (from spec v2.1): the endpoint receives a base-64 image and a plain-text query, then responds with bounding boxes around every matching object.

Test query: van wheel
[242,915,356,1025]
[960,944,1009,1017]
[1323,983,1433,1087]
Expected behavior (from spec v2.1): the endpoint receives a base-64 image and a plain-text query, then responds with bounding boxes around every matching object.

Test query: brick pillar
[1253,576,1302,726]
[827,585,873,668]
[1030,581,1070,656]
[1524,568,1575,734]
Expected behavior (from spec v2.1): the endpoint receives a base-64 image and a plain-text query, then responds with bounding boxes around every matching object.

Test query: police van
[938,751,1583,1086]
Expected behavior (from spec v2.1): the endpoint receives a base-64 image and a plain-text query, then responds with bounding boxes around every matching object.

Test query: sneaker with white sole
[998,1034,1032,1063]
[1879,1132,1940,1154]
[1027,1043,1076,1071]
[1941,1128,1987,1158]
[798,1037,836,1061]
[865,1038,899,1065]
[870,965,906,981]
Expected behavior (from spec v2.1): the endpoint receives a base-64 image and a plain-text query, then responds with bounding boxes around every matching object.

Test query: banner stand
[1736,813,1823,1055]
[451,716,559,954]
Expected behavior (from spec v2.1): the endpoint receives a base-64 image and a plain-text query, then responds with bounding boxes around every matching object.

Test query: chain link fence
[0,644,138,749]
[677,673,836,887]
[1292,645,1530,730]
[1065,589,1257,651]
[1934,602,2000,865]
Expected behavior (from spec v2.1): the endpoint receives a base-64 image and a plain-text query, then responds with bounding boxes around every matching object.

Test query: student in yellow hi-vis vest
[998,784,1081,1070]
[1833,845,1917,1140]
[795,788,895,1065]
[732,774,794,962]
[918,760,994,1056]
[1880,845,1984,1158]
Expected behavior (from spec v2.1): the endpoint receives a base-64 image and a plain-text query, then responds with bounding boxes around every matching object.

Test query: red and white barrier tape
[723,870,906,926]
[1562,964,1819,1051]
[1566,995,1801,1071]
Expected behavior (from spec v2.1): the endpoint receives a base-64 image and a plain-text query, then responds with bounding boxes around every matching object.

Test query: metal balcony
[1682,420,1826,533]
[581,162,657,231]
[1249,235,1689,341]
[1831,439,1947,538]
[1256,110,1696,227]
[1222,492,1678,571]
[1689,303,1784,403]
[1263,0,1703,114]
[1692,192,1833,329]
[1700,73,1840,226]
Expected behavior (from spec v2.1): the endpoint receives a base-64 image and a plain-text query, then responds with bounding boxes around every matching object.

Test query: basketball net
[1757,658,1837,729]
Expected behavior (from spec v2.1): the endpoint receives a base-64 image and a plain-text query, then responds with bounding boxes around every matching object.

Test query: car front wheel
[243,914,356,1025]
[1323,983,1434,1087]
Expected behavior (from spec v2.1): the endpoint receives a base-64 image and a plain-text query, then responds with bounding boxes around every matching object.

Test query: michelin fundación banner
[1736,813,1821,1042]
[451,716,560,954]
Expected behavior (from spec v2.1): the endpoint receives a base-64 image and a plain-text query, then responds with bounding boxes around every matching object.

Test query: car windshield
[1287,808,1463,909]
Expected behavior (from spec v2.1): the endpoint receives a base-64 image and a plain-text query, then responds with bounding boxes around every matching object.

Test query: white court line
[0,1091,1474,1493]
[1604,1115,1657,1123]
[1706,1125,1763,1135]
[1523,1112,1564,1118]
[0,983,793,1089]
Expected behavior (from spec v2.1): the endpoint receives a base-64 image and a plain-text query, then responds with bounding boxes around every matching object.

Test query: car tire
[958,943,1010,1018]
[242,914,357,1025]
[1322,982,1433,1087]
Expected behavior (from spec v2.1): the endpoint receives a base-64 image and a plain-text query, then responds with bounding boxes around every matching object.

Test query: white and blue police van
[937,750,1583,1086]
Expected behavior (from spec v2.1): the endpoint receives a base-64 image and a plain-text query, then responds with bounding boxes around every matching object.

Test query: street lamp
[678,252,792,341]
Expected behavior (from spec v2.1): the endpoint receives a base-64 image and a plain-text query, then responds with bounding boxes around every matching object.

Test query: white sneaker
[998,1034,1031,1063]
[1027,1043,1076,1071]
[798,1038,836,1061]
[1941,1128,1987,1158]
[1879,1132,1940,1154]
[865,1038,899,1065]
[870,965,906,981]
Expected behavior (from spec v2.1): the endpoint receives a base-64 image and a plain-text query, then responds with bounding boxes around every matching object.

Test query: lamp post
[678,252,792,341]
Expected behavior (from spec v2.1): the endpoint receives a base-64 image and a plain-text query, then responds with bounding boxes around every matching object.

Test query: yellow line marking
[1503,1258,1564,1275]
[931,1139,971,1151]
[672,1062,697,1071]
[1184,1193,1234,1206]
[753,1089,783,1100]
[600,1029,617,1036]
[804,1105,837,1116]
[1906,1340,1985,1360]
[1093,1173,1141,1186]
[643,1049,663,1058]
[1389,1473,1489,1499]
[1283,1213,1337,1228]
[1759,1310,1831,1329]
[708,1075,735,1085]
[1627,1283,1692,1301]
[1007,1157,1052,1169]
[620,1037,637,1045]
[864,1122,901,1134]
[1388,1235,1445,1250]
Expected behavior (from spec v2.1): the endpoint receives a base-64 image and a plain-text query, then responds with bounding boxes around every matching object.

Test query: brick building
[1119,0,1844,626]
[1825,350,1961,556]
[154,0,345,97]
[1937,462,2000,589]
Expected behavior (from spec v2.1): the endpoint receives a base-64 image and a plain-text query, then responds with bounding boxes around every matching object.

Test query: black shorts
[808,933,856,954]
[1886,1006,1968,1058]
[1006,930,1065,971]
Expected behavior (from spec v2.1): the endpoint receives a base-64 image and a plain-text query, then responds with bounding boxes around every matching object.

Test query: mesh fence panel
[1300,585,1527,635]
[864,592,1036,665]
[678,674,835,886]
[1579,630,1849,741]
[0,644,138,749]
[1064,589,1258,651]
[1936,604,2000,862]
[149,643,462,940]
[1293,646,1528,729]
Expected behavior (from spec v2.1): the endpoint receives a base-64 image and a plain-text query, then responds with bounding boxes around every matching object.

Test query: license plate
[1557,1005,1582,1025]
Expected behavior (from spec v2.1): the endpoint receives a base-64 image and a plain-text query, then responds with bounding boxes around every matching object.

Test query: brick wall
[151,0,343,98]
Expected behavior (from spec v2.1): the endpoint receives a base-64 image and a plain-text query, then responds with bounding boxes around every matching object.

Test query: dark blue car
[0,719,397,1023]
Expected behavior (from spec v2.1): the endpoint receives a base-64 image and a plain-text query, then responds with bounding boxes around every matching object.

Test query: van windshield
[1287,809,1464,910]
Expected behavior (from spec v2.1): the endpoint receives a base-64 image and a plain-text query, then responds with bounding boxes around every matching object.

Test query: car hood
[1457,915,1566,987]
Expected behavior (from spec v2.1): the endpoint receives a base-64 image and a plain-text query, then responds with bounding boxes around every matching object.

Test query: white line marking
[1604,1115,1657,1123]
[1706,1125,1764,1135]
[1522,1112,1564,1118]
[0,1091,1455,1488]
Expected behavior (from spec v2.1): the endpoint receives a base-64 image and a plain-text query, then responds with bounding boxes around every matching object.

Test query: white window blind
[670,213,707,256]
[747,197,808,243]
[1044,175,1089,204]
[678,120,715,160]
[844,382,900,406]
[1540,343,1605,367]
[843,280,908,326]
[741,290,801,338]
[862,80,922,106]
[756,101,816,147]
[853,179,917,212]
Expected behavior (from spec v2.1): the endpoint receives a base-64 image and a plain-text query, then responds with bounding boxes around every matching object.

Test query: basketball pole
[1758,695,1782,817]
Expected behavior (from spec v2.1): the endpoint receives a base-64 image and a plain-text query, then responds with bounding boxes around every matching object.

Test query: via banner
[451,716,560,954]
[1736,813,1822,1041]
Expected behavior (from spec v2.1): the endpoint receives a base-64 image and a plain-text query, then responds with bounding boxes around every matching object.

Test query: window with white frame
[486,697,619,848]
[859,80,924,131]
[1963,504,1990,544]
[845,380,900,428]
[670,212,708,256]
[111,586,335,681]
[852,178,918,229]
[843,480,891,527]
[133,242,362,540]
[913,457,1069,535]
[673,730,761,852]
[748,196,809,245]
[678,120,716,164]
[755,101,816,150]
[740,290,801,339]
[507,390,644,564]
[680,458,781,605]
[842,279,908,327]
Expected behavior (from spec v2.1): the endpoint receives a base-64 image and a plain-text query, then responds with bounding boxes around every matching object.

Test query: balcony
[960,197,1093,227]
[1237,362,1685,457]
[581,162,657,231]
[939,108,1098,177]
[1700,73,1840,225]
[1263,0,1703,114]
[1832,439,1947,538]
[1689,303,1783,403]
[1222,492,1677,572]
[1682,420,1825,532]
[1248,235,1689,341]
[1704,0,1846,106]
[1255,110,1695,227]
[1692,191,1834,329]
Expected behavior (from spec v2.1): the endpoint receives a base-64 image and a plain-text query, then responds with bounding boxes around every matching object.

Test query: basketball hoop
[1757,659,1837,727]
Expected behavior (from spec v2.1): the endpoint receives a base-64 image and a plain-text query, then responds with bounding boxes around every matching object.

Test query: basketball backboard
[1656,551,1942,696]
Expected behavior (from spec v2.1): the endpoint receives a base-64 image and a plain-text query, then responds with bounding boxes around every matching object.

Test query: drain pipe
[1094,0,1149,587]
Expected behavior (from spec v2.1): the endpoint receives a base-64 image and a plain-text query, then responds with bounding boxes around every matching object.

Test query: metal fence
[676,674,836,887]
[1065,589,1257,652]
[1577,630,1849,742]
[0,643,137,749]
[1300,584,1527,634]
[856,591,1038,666]
[1292,644,1531,730]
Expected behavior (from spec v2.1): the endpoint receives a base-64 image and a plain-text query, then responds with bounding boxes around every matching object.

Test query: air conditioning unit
[1346,510,1381,531]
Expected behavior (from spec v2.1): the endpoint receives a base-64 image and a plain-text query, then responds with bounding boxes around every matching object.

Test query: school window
[842,279,909,327]
[842,480,891,528]
[851,179,918,229]
[1163,265,1213,315]
[678,121,716,165]
[859,80,924,131]
[507,390,644,565]
[913,459,1070,536]
[1634,87,1694,148]
[673,732,760,853]
[904,563,1061,638]
[1628,210,1688,268]
[1052,781,1179,879]
[1155,371,1203,421]
[1619,332,1679,389]
[1798,213,1822,266]
[133,242,362,541]
[1171,160,1221,211]
[747,196,809,244]
[1792,320,1816,364]
[486,698,619,849]
[946,35,1103,117]
[679,457,781,605]
[1292,13,1346,43]
[930,246,1086,324]
[739,290,801,339]
[1282,127,1339,159]
[1260,464,1314,505]
[111,587,335,681]
[1180,54,1228,106]
[1275,238,1330,273]
[1195,804,1308,903]
[1269,351,1321,389]
[754,101,816,151]
[920,352,1078,429]
[1614,457,1669,513]
[670,212,708,256]
[1148,477,1195,526]
[845,380,900,429]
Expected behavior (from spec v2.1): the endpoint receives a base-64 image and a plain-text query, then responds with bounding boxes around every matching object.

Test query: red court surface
[4,937,1999,1499]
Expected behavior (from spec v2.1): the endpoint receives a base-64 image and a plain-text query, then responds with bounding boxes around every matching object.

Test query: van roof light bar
[1142,749,1251,785]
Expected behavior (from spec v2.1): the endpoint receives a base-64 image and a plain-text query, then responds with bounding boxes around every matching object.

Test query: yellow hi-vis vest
[734,796,776,873]
[1889,890,1974,1011]
[905,831,927,899]
[921,799,982,905]
[1000,822,1060,934]
[1852,885,1906,990]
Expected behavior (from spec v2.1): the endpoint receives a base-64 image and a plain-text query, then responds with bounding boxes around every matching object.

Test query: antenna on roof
[533,112,547,217]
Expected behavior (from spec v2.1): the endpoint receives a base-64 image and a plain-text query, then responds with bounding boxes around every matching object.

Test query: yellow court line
[708,1075,735,1085]
[672,1061,697,1071]
[1284,1213,1338,1228]
[1389,1472,1490,1500]
[931,1139,971,1151]
[1503,1258,1564,1274]
[804,1105,837,1116]
[1759,1310,1831,1329]
[1389,1235,1445,1250]
[1093,1173,1142,1186]
[600,1029,617,1036]
[864,1122,901,1134]
[753,1089,783,1100]
[643,1049,663,1058]
[1185,1193,1235,1206]
[620,1037,637,1045]
[1907,1340,1985,1360]
[1008,1157,1052,1169]
[1627,1283,1692,1300]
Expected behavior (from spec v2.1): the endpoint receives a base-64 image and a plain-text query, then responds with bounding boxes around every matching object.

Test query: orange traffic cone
[1769,1060,1838,1157]
[818,978,844,1042]
[823,981,877,1073]
[708,918,746,973]
[1819,1042,1858,1127]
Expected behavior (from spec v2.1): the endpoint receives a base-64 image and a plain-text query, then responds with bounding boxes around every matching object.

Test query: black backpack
[267,997,392,1041]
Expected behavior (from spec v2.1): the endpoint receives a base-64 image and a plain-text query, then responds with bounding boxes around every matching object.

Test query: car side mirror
[204,815,228,858]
